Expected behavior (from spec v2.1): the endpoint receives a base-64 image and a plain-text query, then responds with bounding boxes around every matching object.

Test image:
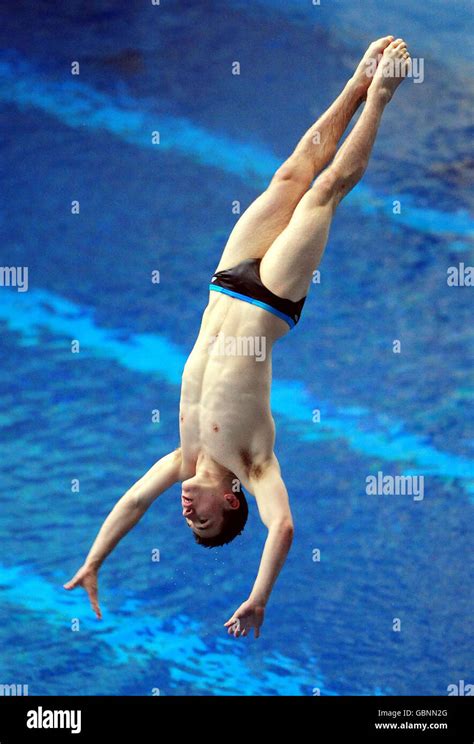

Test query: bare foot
[351,36,395,96]
[368,38,411,103]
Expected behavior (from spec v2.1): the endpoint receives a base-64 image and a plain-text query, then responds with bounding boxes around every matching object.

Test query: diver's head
[181,466,248,548]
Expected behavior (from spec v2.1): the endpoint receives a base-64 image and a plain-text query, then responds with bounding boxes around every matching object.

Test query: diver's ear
[224,492,240,509]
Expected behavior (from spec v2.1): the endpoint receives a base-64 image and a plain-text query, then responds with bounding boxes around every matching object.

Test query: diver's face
[181,476,238,539]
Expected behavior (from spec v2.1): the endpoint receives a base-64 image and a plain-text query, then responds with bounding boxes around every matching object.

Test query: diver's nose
[182,505,194,517]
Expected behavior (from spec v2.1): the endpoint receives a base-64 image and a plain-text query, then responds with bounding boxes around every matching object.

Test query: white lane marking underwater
[0,288,472,494]
[0,562,326,695]
[0,49,473,242]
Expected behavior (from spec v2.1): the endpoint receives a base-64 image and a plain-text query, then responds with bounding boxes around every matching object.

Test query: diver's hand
[224,599,265,639]
[63,564,102,620]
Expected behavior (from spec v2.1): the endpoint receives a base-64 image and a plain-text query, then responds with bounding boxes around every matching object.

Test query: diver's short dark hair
[194,484,248,548]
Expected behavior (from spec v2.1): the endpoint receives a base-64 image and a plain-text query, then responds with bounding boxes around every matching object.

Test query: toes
[388,37,409,58]
[387,38,407,52]
[370,35,394,52]
[382,39,401,56]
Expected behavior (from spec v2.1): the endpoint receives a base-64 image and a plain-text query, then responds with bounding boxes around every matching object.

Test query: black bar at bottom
[0,695,472,742]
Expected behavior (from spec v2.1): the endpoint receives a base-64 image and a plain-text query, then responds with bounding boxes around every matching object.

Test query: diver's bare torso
[179,291,288,491]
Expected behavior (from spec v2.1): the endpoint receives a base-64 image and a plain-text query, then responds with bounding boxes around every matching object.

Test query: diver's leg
[260,39,410,301]
[214,36,395,273]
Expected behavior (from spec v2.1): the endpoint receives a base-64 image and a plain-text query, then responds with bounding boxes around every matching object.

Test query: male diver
[65,38,410,638]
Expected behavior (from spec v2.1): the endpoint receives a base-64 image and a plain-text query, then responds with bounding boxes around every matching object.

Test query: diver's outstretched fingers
[63,564,102,620]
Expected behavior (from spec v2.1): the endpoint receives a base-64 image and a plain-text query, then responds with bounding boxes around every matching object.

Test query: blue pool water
[0,1,472,696]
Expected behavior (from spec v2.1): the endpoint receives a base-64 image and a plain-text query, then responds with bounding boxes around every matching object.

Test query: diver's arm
[250,457,294,597]
[86,448,183,568]
[225,456,294,638]
[63,448,183,617]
